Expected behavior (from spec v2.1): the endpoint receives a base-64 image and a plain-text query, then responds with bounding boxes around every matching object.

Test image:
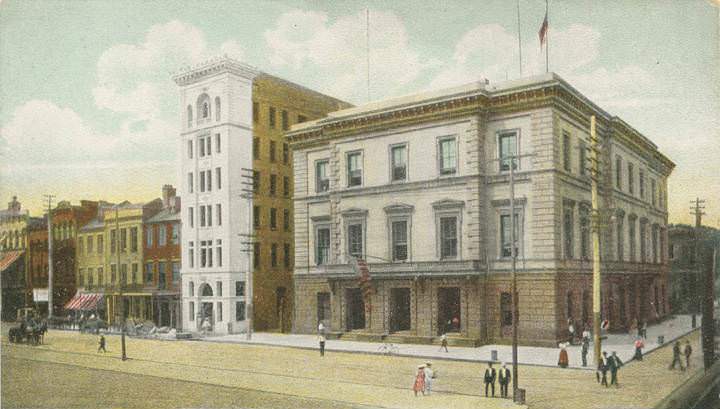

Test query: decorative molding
[431,199,465,210]
[340,207,368,218]
[383,203,415,214]
[491,198,527,208]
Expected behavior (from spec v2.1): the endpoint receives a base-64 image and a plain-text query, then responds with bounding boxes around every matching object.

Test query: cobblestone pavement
[1,325,703,409]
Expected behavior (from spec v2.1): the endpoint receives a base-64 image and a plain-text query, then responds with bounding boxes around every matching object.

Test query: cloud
[264,9,428,102]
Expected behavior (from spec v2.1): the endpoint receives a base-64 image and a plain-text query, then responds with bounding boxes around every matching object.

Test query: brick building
[288,73,674,346]
[668,224,720,314]
[173,57,350,334]
[26,217,49,314]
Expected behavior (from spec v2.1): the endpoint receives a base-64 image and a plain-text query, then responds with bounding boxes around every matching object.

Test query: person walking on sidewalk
[484,362,496,397]
[318,333,326,356]
[423,362,435,395]
[581,337,590,367]
[498,363,511,398]
[557,342,569,368]
[413,365,426,397]
[439,333,448,352]
[684,339,692,369]
[670,341,685,371]
[597,352,609,387]
[608,351,623,387]
[97,335,107,353]
[634,337,645,361]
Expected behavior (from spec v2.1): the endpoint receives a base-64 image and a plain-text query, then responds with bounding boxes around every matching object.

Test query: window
[188,207,194,228]
[347,152,362,187]
[639,169,645,199]
[207,205,212,227]
[579,206,590,259]
[216,204,222,226]
[629,217,637,262]
[651,179,657,206]
[283,143,289,164]
[236,302,246,321]
[172,262,180,282]
[216,281,223,297]
[216,239,222,267]
[390,145,407,181]
[439,137,457,174]
[498,131,517,172]
[215,97,221,121]
[188,172,194,193]
[200,240,208,268]
[199,136,206,157]
[269,106,276,128]
[98,268,103,285]
[271,243,278,267]
[500,292,512,326]
[87,236,93,253]
[253,243,260,268]
[88,270,93,286]
[200,170,206,192]
[283,209,290,232]
[640,220,647,263]
[253,171,260,193]
[348,223,363,259]
[270,208,277,230]
[270,141,277,162]
[281,110,289,130]
[79,238,84,255]
[158,225,167,246]
[317,292,331,323]
[563,205,574,259]
[132,263,138,284]
[120,229,127,252]
[206,170,212,191]
[270,174,277,196]
[298,114,307,123]
[669,244,676,260]
[253,102,259,122]
[98,235,104,254]
[79,268,84,287]
[130,227,138,252]
[120,264,127,284]
[284,243,291,268]
[579,141,587,176]
[316,227,330,265]
[563,132,572,172]
[217,302,223,322]
[316,160,329,192]
[172,224,179,245]
[188,140,194,159]
[440,216,458,259]
[200,205,206,227]
[616,155,622,189]
[628,163,635,194]
[216,167,222,190]
[110,230,116,254]
[189,301,195,321]
[283,176,290,197]
[652,225,659,264]
[188,241,195,268]
[235,281,245,296]
[391,220,408,261]
[156,263,165,287]
[500,213,519,258]
[187,105,193,128]
[253,138,260,160]
[253,206,260,229]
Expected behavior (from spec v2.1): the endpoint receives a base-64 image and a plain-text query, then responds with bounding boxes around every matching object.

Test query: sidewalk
[206,314,698,369]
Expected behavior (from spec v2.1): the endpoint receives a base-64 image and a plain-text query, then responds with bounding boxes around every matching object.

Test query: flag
[538,11,548,46]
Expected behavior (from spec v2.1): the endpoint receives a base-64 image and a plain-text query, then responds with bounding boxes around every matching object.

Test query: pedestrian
[598,352,609,387]
[423,362,435,395]
[451,316,460,331]
[634,337,644,361]
[498,363,511,398]
[581,337,590,367]
[484,362,496,397]
[568,319,575,344]
[582,326,591,343]
[318,333,326,357]
[608,351,623,387]
[684,339,692,369]
[318,321,325,335]
[439,333,448,352]
[97,335,107,353]
[413,365,426,397]
[669,341,685,371]
[557,342,569,368]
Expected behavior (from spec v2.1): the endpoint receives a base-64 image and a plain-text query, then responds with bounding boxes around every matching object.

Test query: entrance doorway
[389,288,411,332]
[201,302,213,331]
[437,287,461,334]
[345,288,365,331]
[159,301,170,327]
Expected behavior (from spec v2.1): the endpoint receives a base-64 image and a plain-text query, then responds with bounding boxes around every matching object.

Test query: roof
[79,218,105,232]
[146,207,181,224]
[0,250,24,273]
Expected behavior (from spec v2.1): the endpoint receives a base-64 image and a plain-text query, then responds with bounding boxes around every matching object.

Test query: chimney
[8,196,20,212]
[162,185,176,209]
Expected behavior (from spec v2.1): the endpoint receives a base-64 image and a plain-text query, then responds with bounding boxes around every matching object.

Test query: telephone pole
[240,168,255,340]
[588,116,603,364]
[43,194,55,318]
[691,198,706,319]
[690,198,715,369]
[116,205,127,361]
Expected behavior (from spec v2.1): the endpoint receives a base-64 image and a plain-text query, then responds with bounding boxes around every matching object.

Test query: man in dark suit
[608,351,623,387]
[484,362,497,397]
[498,363,511,398]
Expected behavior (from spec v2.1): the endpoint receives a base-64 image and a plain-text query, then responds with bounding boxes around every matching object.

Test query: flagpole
[545,0,549,73]
[517,0,523,77]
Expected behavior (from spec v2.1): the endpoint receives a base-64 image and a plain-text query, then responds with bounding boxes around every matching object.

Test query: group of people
[482,362,512,398]
[412,362,436,396]
[669,340,692,371]
[596,351,623,387]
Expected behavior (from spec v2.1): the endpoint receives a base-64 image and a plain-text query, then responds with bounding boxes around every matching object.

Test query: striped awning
[0,250,24,273]
[64,293,104,310]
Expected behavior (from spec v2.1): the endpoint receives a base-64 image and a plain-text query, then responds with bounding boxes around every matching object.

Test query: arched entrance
[199,283,214,333]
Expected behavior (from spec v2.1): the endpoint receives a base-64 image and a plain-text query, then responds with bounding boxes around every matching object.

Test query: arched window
[200,283,213,297]
[187,105,193,127]
[214,97,221,121]
[196,94,210,121]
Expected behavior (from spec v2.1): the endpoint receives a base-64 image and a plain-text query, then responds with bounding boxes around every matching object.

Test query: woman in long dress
[558,343,569,368]
[413,365,426,396]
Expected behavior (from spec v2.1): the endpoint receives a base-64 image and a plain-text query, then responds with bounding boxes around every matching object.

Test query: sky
[0,0,718,227]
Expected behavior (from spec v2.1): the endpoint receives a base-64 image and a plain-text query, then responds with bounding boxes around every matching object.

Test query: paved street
[1,324,704,409]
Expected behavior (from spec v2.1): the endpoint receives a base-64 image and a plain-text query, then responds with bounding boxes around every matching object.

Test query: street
[1,326,704,409]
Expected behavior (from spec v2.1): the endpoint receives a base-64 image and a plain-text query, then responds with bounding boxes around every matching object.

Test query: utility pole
[116,205,127,360]
[240,168,255,340]
[43,194,55,318]
[588,116,603,364]
[691,198,706,323]
[690,198,715,369]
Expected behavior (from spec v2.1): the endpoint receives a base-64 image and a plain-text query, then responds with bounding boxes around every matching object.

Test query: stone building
[288,73,674,346]
[172,57,350,334]
[668,224,720,314]
[0,196,31,319]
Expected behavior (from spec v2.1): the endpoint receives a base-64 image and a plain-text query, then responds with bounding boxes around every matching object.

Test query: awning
[0,250,24,273]
[64,293,104,311]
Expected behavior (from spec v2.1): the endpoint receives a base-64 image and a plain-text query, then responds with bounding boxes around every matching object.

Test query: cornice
[172,56,259,86]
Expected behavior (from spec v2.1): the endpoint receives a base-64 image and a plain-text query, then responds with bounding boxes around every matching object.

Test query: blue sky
[0,0,718,226]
